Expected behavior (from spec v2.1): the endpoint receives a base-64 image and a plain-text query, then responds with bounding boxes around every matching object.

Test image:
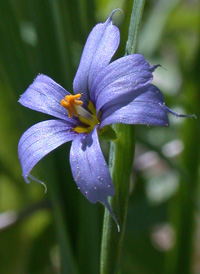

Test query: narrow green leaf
[125,0,145,55]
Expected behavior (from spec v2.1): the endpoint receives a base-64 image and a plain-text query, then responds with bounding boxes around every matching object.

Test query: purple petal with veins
[73,10,120,103]
[18,119,77,183]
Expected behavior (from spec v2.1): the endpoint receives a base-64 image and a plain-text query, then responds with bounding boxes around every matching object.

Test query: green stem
[100,125,135,273]
[100,2,146,273]
[125,0,145,56]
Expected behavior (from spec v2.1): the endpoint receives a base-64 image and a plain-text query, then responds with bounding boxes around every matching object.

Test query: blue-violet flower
[18,10,193,228]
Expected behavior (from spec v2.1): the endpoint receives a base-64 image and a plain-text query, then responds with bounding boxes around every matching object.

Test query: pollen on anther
[61,93,83,118]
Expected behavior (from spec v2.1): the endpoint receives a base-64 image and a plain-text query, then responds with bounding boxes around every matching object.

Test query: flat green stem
[125,0,146,55]
[100,3,145,272]
[100,125,135,273]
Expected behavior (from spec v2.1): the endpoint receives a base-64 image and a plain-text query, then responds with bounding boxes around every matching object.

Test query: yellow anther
[61,93,83,118]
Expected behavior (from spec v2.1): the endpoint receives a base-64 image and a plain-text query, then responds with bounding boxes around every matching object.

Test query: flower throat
[61,94,99,133]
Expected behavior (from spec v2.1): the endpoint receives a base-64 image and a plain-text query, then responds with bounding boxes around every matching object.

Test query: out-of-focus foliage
[0,0,199,273]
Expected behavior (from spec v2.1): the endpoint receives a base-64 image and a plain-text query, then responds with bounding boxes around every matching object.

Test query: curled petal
[70,127,117,221]
[18,119,76,183]
[19,74,77,124]
[73,10,120,103]
[91,54,156,112]
[100,85,169,128]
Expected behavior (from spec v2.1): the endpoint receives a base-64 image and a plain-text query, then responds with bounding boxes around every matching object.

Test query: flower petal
[18,119,76,183]
[73,10,120,103]
[91,54,156,112]
[100,85,169,128]
[70,126,114,204]
[19,74,77,124]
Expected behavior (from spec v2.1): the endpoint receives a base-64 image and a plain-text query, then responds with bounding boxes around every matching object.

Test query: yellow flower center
[61,94,100,133]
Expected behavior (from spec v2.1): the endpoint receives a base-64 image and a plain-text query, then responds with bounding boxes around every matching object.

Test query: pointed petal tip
[152,64,162,71]
[24,175,30,184]
[27,174,47,194]
[193,114,197,119]
[102,199,120,232]
[108,9,124,24]
[166,107,197,119]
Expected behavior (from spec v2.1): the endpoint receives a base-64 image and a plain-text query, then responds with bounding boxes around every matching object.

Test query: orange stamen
[61,93,83,118]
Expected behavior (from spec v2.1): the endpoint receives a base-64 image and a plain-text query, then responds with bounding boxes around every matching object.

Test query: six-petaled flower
[18,10,193,229]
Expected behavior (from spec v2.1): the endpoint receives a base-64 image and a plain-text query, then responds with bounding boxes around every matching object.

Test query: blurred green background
[0,0,199,273]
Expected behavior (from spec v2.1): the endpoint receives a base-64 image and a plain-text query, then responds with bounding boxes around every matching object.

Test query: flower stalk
[100,1,146,273]
[100,125,135,273]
